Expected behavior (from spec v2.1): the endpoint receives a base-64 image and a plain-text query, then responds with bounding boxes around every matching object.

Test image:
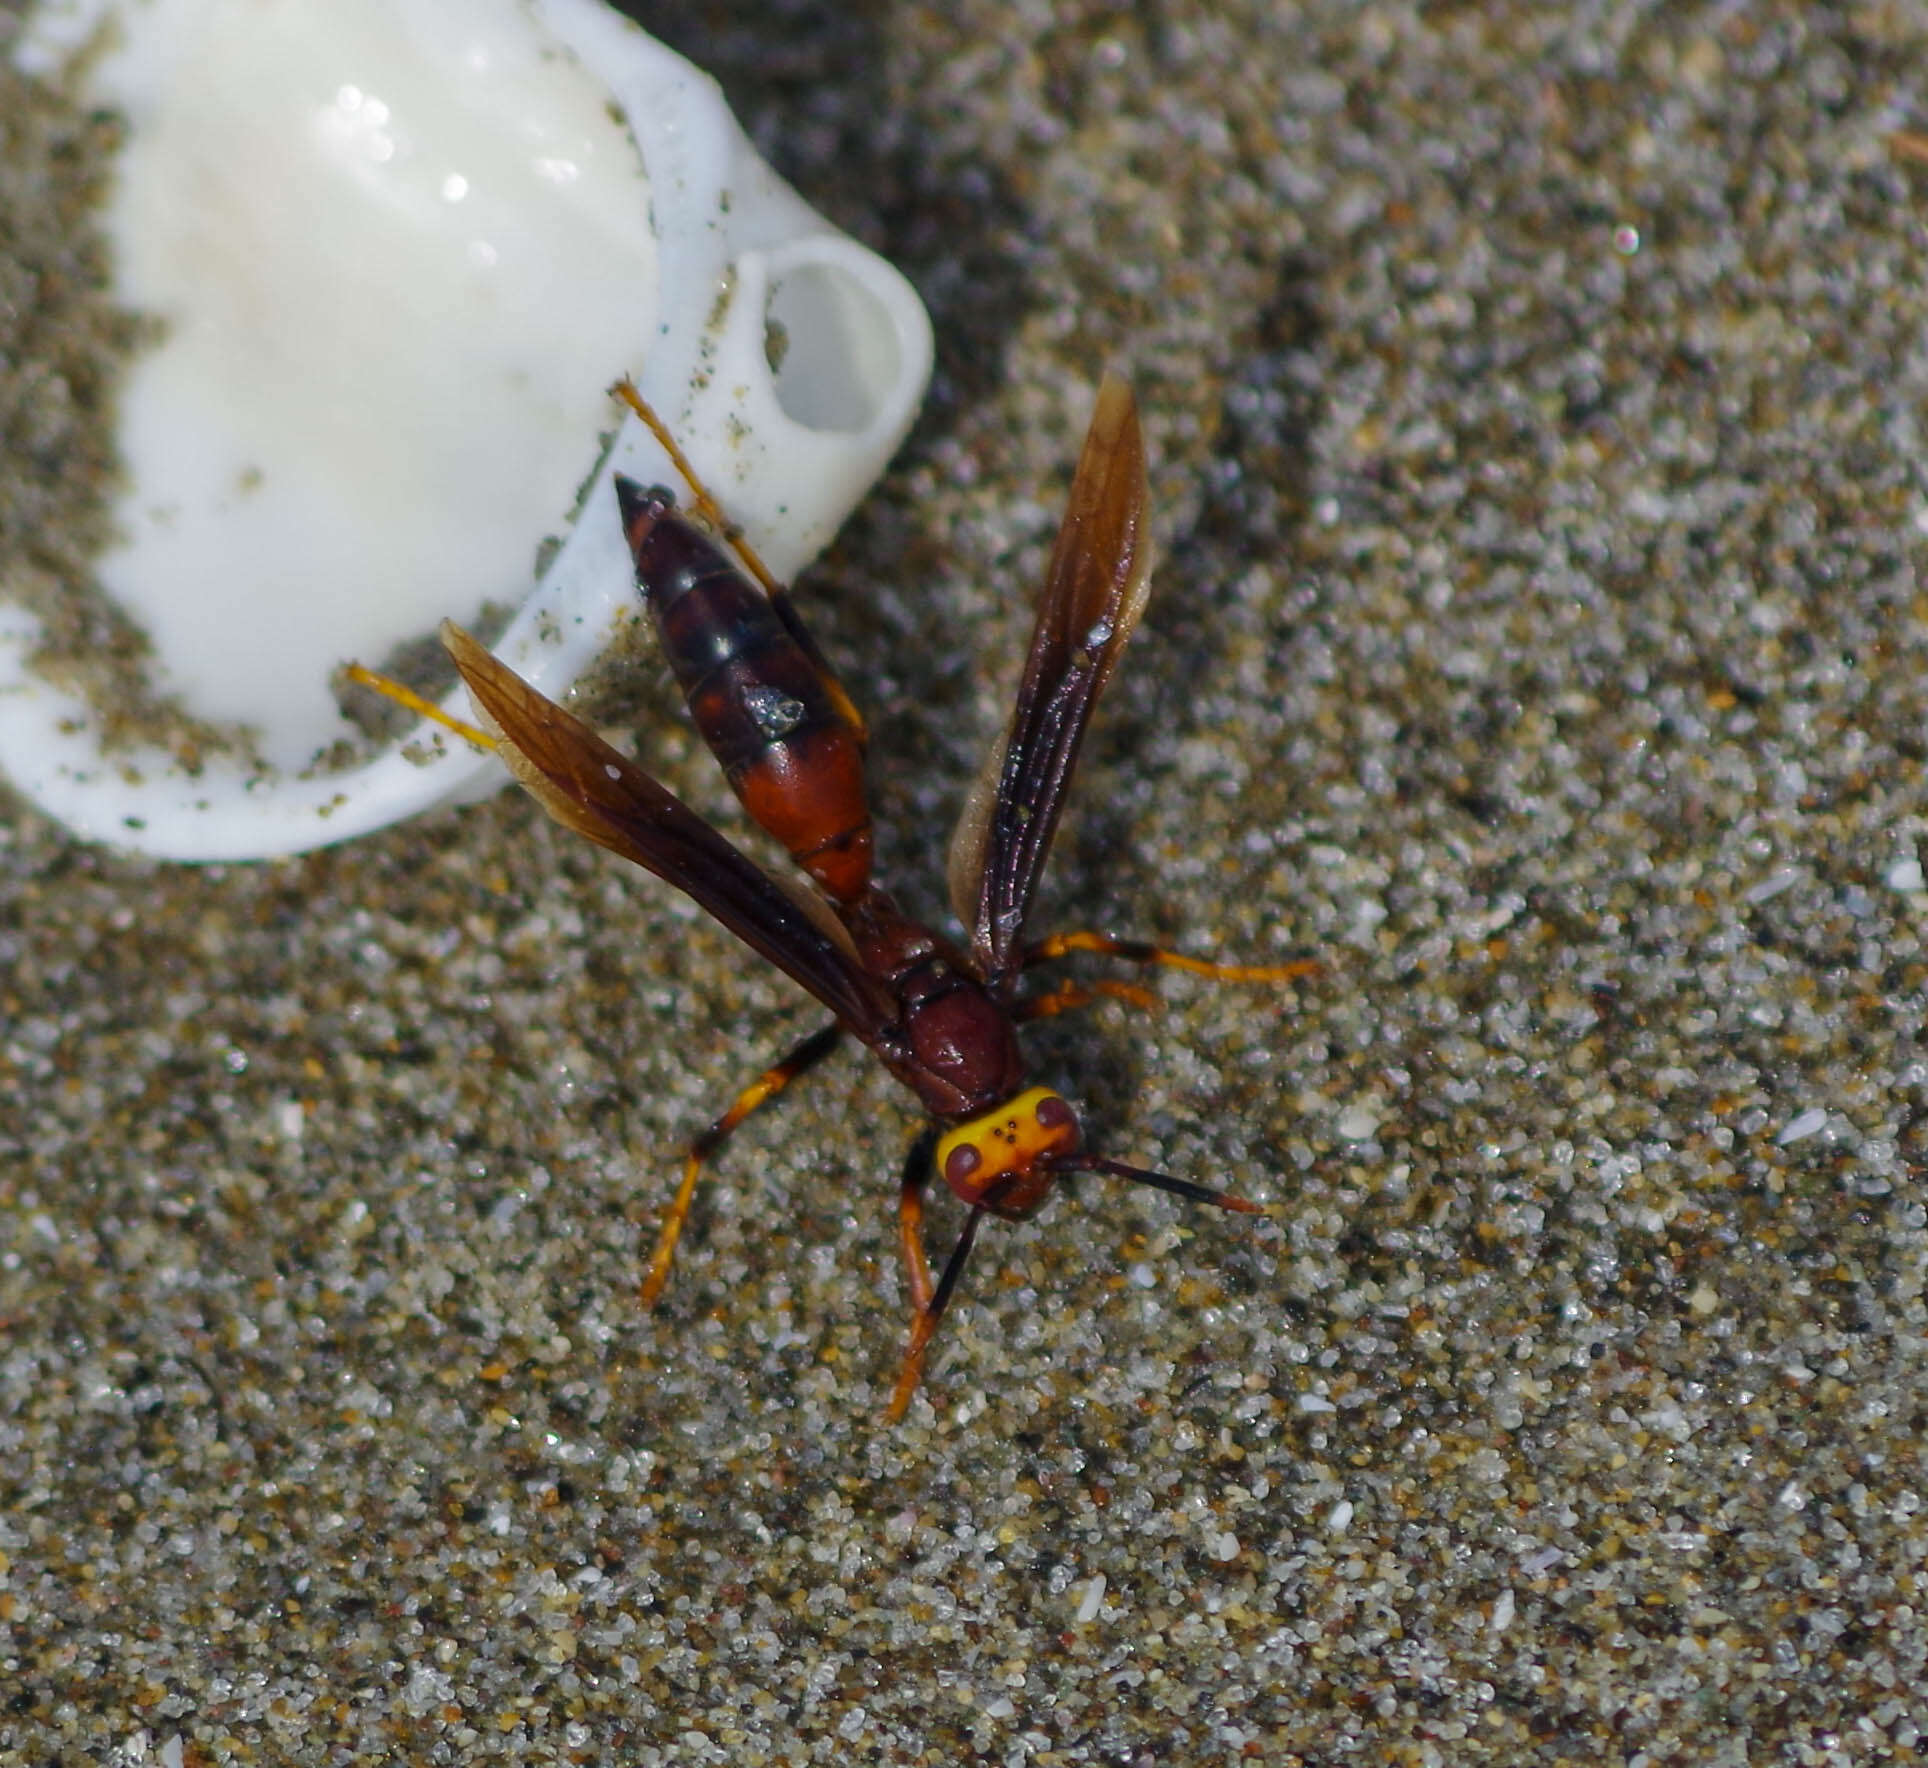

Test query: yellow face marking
[935,1086,1081,1215]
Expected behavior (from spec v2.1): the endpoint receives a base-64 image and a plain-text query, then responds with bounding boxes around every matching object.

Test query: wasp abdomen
[617,476,873,900]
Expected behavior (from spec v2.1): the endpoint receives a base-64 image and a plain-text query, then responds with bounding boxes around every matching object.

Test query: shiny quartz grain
[4,0,1928,1762]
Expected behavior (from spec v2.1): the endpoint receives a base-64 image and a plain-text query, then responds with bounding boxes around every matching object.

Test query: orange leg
[641,1022,844,1306]
[889,1128,987,1422]
[1015,977,1160,1022]
[610,377,783,600]
[343,662,496,752]
[1023,929,1318,986]
[608,379,869,744]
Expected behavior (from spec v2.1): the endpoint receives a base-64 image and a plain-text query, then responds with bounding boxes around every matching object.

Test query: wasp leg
[889,1126,991,1422]
[1014,977,1161,1022]
[1023,929,1319,986]
[344,663,497,752]
[610,380,869,754]
[610,377,784,601]
[642,1021,845,1306]
[890,1127,940,1420]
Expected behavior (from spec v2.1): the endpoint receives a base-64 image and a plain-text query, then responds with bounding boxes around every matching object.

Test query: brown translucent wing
[443,623,897,1041]
[947,373,1153,992]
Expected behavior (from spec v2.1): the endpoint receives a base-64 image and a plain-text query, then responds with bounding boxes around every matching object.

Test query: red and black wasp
[366,374,1307,1417]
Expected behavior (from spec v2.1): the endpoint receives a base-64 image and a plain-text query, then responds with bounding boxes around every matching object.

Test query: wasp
[364,374,1308,1417]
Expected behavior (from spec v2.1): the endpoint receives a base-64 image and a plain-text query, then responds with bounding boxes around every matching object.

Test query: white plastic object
[1,0,933,858]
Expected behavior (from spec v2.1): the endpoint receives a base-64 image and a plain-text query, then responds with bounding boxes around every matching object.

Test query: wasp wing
[946,373,1153,992]
[444,623,897,1041]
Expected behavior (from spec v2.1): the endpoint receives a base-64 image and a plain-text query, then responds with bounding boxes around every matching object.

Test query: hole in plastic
[765,259,902,434]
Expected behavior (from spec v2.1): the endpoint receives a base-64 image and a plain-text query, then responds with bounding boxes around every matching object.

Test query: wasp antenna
[1056,1154,1268,1215]
[930,1206,987,1315]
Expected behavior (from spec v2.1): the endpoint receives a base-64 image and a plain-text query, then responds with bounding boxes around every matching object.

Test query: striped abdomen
[616,475,872,901]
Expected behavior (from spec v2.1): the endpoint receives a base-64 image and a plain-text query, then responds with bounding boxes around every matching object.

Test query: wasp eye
[944,1142,982,1187]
